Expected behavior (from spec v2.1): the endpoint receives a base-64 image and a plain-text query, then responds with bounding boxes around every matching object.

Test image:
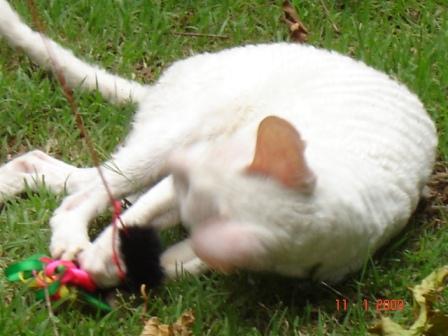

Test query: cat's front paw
[50,214,91,260]
[50,223,91,260]
[77,226,125,288]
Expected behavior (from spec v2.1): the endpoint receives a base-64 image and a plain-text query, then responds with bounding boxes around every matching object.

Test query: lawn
[0,0,447,335]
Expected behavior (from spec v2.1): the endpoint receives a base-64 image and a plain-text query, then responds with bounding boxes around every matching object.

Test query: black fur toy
[119,226,164,291]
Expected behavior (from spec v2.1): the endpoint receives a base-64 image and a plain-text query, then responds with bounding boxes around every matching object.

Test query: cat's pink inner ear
[191,221,265,273]
[246,116,315,192]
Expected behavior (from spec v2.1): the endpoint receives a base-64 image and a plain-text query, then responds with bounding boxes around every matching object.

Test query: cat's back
[156,43,436,186]
[161,43,436,172]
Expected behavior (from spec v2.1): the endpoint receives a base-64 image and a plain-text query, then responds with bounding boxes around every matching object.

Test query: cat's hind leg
[161,239,209,279]
[0,150,95,203]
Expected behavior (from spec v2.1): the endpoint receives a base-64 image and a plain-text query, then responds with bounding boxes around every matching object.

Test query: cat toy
[4,200,164,312]
[3,201,126,312]
[4,254,112,312]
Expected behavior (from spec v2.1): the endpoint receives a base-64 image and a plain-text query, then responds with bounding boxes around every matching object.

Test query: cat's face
[169,116,316,273]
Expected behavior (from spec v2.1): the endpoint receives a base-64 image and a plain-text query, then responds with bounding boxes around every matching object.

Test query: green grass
[1,0,447,335]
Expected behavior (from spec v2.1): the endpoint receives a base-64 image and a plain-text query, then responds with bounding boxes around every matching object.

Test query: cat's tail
[0,0,147,104]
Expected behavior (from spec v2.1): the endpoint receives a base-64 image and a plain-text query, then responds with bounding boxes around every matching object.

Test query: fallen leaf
[369,266,448,336]
[172,310,195,336]
[140,310,195,336]
[369,317,414,336]
[282,0,308,43]
[141,317,171,336]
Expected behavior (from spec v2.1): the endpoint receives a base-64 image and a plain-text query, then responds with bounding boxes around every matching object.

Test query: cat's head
[168,116,316,273]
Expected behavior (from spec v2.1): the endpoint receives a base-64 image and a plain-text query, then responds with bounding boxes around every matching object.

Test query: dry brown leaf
[369,266,448,336]
[140,310,195,336]
[172,310,195,336]
[282,0,308,43]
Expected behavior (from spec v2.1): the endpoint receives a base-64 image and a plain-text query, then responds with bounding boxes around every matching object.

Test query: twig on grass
[140,284,149,324]
[43,286,60,336]
[318,0,341,34]
[172,31,229,39]
[320,281,349,300]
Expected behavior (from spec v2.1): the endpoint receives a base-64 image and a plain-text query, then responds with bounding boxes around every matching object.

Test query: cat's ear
[191,220,266,273]
[246,116,316,192]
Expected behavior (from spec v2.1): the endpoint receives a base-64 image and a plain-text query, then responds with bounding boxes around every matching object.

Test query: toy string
[27,0,126,281]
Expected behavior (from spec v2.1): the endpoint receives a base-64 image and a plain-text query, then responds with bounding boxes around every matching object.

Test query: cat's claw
[77,226,124,288]
[50,228,91,260]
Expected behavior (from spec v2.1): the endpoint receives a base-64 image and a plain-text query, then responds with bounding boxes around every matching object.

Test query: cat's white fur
[0,0,437,287]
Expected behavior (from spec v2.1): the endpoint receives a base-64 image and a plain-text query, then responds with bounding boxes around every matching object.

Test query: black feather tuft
[119,226,164,291]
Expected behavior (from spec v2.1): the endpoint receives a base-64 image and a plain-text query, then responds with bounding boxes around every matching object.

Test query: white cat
[0,0,437,288]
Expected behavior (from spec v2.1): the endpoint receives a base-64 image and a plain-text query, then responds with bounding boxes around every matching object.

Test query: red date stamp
[336,298,405,312]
